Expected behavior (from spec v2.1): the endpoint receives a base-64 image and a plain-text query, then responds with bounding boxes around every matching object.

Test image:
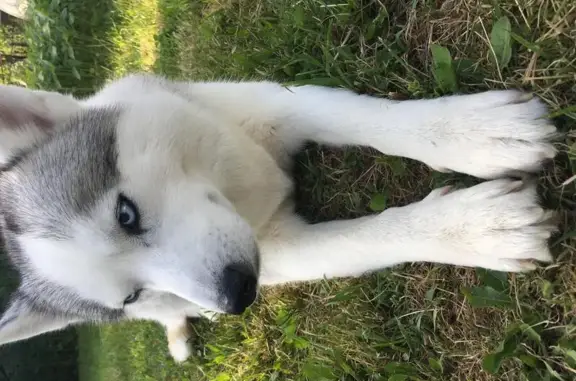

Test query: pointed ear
[0,292,76,345]
[0,85,81,165]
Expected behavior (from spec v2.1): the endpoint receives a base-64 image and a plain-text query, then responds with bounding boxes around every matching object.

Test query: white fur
[0,75,557,361]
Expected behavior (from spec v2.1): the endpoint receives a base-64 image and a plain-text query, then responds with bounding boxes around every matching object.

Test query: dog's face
[0,80,259,345]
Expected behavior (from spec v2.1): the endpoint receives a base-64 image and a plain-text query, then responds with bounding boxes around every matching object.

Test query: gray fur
[0,107,124,325]
[0,107,120,239]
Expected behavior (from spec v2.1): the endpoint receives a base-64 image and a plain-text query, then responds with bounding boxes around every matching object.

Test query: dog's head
[0,77,260,346]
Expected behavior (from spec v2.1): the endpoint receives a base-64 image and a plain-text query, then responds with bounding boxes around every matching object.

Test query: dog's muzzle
[220,263,258,314]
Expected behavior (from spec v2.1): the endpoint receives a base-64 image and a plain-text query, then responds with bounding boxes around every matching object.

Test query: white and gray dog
[0,74,558,361]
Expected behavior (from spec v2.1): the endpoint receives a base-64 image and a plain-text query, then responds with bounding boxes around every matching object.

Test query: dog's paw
[165,319,193,363]
[416,179,557,272]
[168,335,192,363]
[419,91,557,179]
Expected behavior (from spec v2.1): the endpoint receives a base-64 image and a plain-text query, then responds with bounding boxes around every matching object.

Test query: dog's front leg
[258,179,556,285]
[163,318,192,363]
[184,81,556,179]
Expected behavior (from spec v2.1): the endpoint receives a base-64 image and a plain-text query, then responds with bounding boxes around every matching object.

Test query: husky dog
[0,74,558,361]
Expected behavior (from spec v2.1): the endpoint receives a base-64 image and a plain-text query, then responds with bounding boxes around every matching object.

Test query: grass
[22,0,576,380]
[25,0,159,95]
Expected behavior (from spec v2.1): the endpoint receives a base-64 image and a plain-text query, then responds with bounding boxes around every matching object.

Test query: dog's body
[0,74,558,361]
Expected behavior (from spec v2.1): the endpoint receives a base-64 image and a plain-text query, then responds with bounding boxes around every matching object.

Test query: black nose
[221,264,258,315]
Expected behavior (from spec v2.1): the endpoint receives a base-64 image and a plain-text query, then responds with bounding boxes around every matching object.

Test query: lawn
[22,0,576,380]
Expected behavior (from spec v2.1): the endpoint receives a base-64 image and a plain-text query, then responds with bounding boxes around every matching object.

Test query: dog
[0,74,558,361]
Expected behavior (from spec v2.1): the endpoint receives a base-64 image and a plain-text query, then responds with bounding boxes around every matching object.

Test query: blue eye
[116,194,143,235]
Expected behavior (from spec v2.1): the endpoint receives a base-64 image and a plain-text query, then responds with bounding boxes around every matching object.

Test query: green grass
[25,0,158,95]
[23,0,576,380]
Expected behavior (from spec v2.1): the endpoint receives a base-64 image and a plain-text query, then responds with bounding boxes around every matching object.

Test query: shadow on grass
[0,258,79,380]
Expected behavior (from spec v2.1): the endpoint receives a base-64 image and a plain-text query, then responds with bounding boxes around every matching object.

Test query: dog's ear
[0,85,81,165]
[0,291,76,345]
